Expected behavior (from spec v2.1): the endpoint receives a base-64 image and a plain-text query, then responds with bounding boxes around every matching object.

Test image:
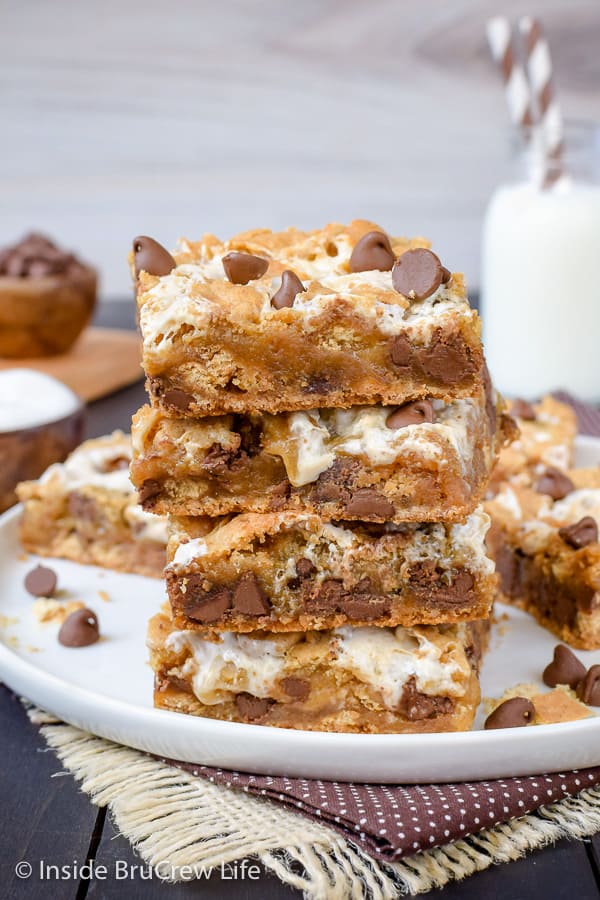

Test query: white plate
[1,436,600,784]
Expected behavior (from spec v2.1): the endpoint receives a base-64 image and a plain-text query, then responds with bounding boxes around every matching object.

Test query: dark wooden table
[2,301,600,899]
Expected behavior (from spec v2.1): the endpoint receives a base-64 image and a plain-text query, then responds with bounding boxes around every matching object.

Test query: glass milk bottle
[481,122,600,402]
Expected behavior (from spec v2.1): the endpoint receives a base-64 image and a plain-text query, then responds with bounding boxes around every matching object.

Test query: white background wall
[1,0,599,300]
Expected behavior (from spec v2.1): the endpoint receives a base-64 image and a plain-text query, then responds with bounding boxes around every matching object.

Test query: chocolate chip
[399,677,454,720]
[484,697,535,729]
[386,399,434,429]
[138,479,162,505]
[344,489,394,520]
[543,644,587,689]
[534,467,575,501]
[232,573,271,616]
[558,516,598,549]
[280,676,310,701]
[389,334,413,369]
[222,251,268,285]
[340,595,392,620]
[511,398,537,421]
[24,564,57,598]
[391,248,448,300]
[184,585,232,623]
[58,608,100,648]
[576,665,600,706]
[132,236,176,278]
[235,693,273,720]
[271,270,306,309]
[296,558,316,580]
[349,231,395,273]
[163,389,194,412]
[68,492,98,522]
[311,579,344,610]
[419,336,467,384]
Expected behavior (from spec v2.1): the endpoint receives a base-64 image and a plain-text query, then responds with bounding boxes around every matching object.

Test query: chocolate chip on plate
[222,251,269,285]
[132,236,176,278]
[391,248,450,300]
[511,398,537,421]
[484,697,535,730]
[386,399,434,429]
[534,467,575,501]
[349,231,395,273]
[558,516,598,549]
[24,564,57,598]
[577,665,600,706]
[271,270,306,309]
[58,608,100,648]
[543,644,587,689]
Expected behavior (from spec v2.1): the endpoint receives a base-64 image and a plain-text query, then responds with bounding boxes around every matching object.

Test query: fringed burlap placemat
[29,708,600,898]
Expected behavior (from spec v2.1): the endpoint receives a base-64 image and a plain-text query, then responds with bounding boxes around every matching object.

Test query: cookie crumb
[33,599,84,625]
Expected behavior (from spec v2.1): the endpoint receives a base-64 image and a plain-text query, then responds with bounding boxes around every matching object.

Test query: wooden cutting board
[0,327,143,402]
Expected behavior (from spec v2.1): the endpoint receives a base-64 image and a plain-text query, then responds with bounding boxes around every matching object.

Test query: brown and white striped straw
[486,16,534,132]
[518,16,565,186]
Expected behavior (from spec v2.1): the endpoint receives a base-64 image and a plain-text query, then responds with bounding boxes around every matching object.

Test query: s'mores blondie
[486,467,600,649]
[132,386,512,523]
[149,607,488,734]
[133,222,484,417]
[165,509,496,634]
[17,432,167,578]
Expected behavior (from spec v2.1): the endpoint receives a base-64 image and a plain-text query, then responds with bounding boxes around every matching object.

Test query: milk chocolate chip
[222,251,268,285]
[389,334,413,368]
[138,479,162,504]
[163,389,194,412]
[296,558,316,579]
[543,644,586,689]
[24,565,57,598]
[271,270,306,309]
[511,398,536,421]
[534,467,575,501]
[235,693,273,720]
[349,231,395,273]
[577,665,600,706]
[391,248,449,300]
[558,516,598,549]
[58,608,100,648]
[184,584,232,623]
[386,399,434,429]
[484,697,535,729]
[132,236,176,278]
[281,676,310,701]
[344,489,394,519]
[232,573,271,616]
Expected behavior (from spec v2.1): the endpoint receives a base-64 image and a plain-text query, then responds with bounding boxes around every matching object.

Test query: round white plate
[1,435,600,784]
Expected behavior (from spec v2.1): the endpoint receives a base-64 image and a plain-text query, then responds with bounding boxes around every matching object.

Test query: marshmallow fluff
[165,625,470,709]
[262,398,477,487]
[0,369,81,432]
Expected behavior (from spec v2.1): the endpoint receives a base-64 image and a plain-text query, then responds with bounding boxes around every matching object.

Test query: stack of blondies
[130,221,509,734]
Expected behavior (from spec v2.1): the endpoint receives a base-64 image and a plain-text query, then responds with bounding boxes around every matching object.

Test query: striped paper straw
[486,16,534,132]
[519,16,565,186]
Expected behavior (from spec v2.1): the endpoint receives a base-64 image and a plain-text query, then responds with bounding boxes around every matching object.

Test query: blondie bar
[165,508,496,633]
[132,385,511,522]
[17,432,167,578]
[490,395,576,490]
[134,222,484,416]
[486,468,600,649]
[149,607,487,733]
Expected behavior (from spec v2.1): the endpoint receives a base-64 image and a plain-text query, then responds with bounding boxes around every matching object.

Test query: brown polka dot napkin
[168,762,600,860]
[165,396,600,862]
